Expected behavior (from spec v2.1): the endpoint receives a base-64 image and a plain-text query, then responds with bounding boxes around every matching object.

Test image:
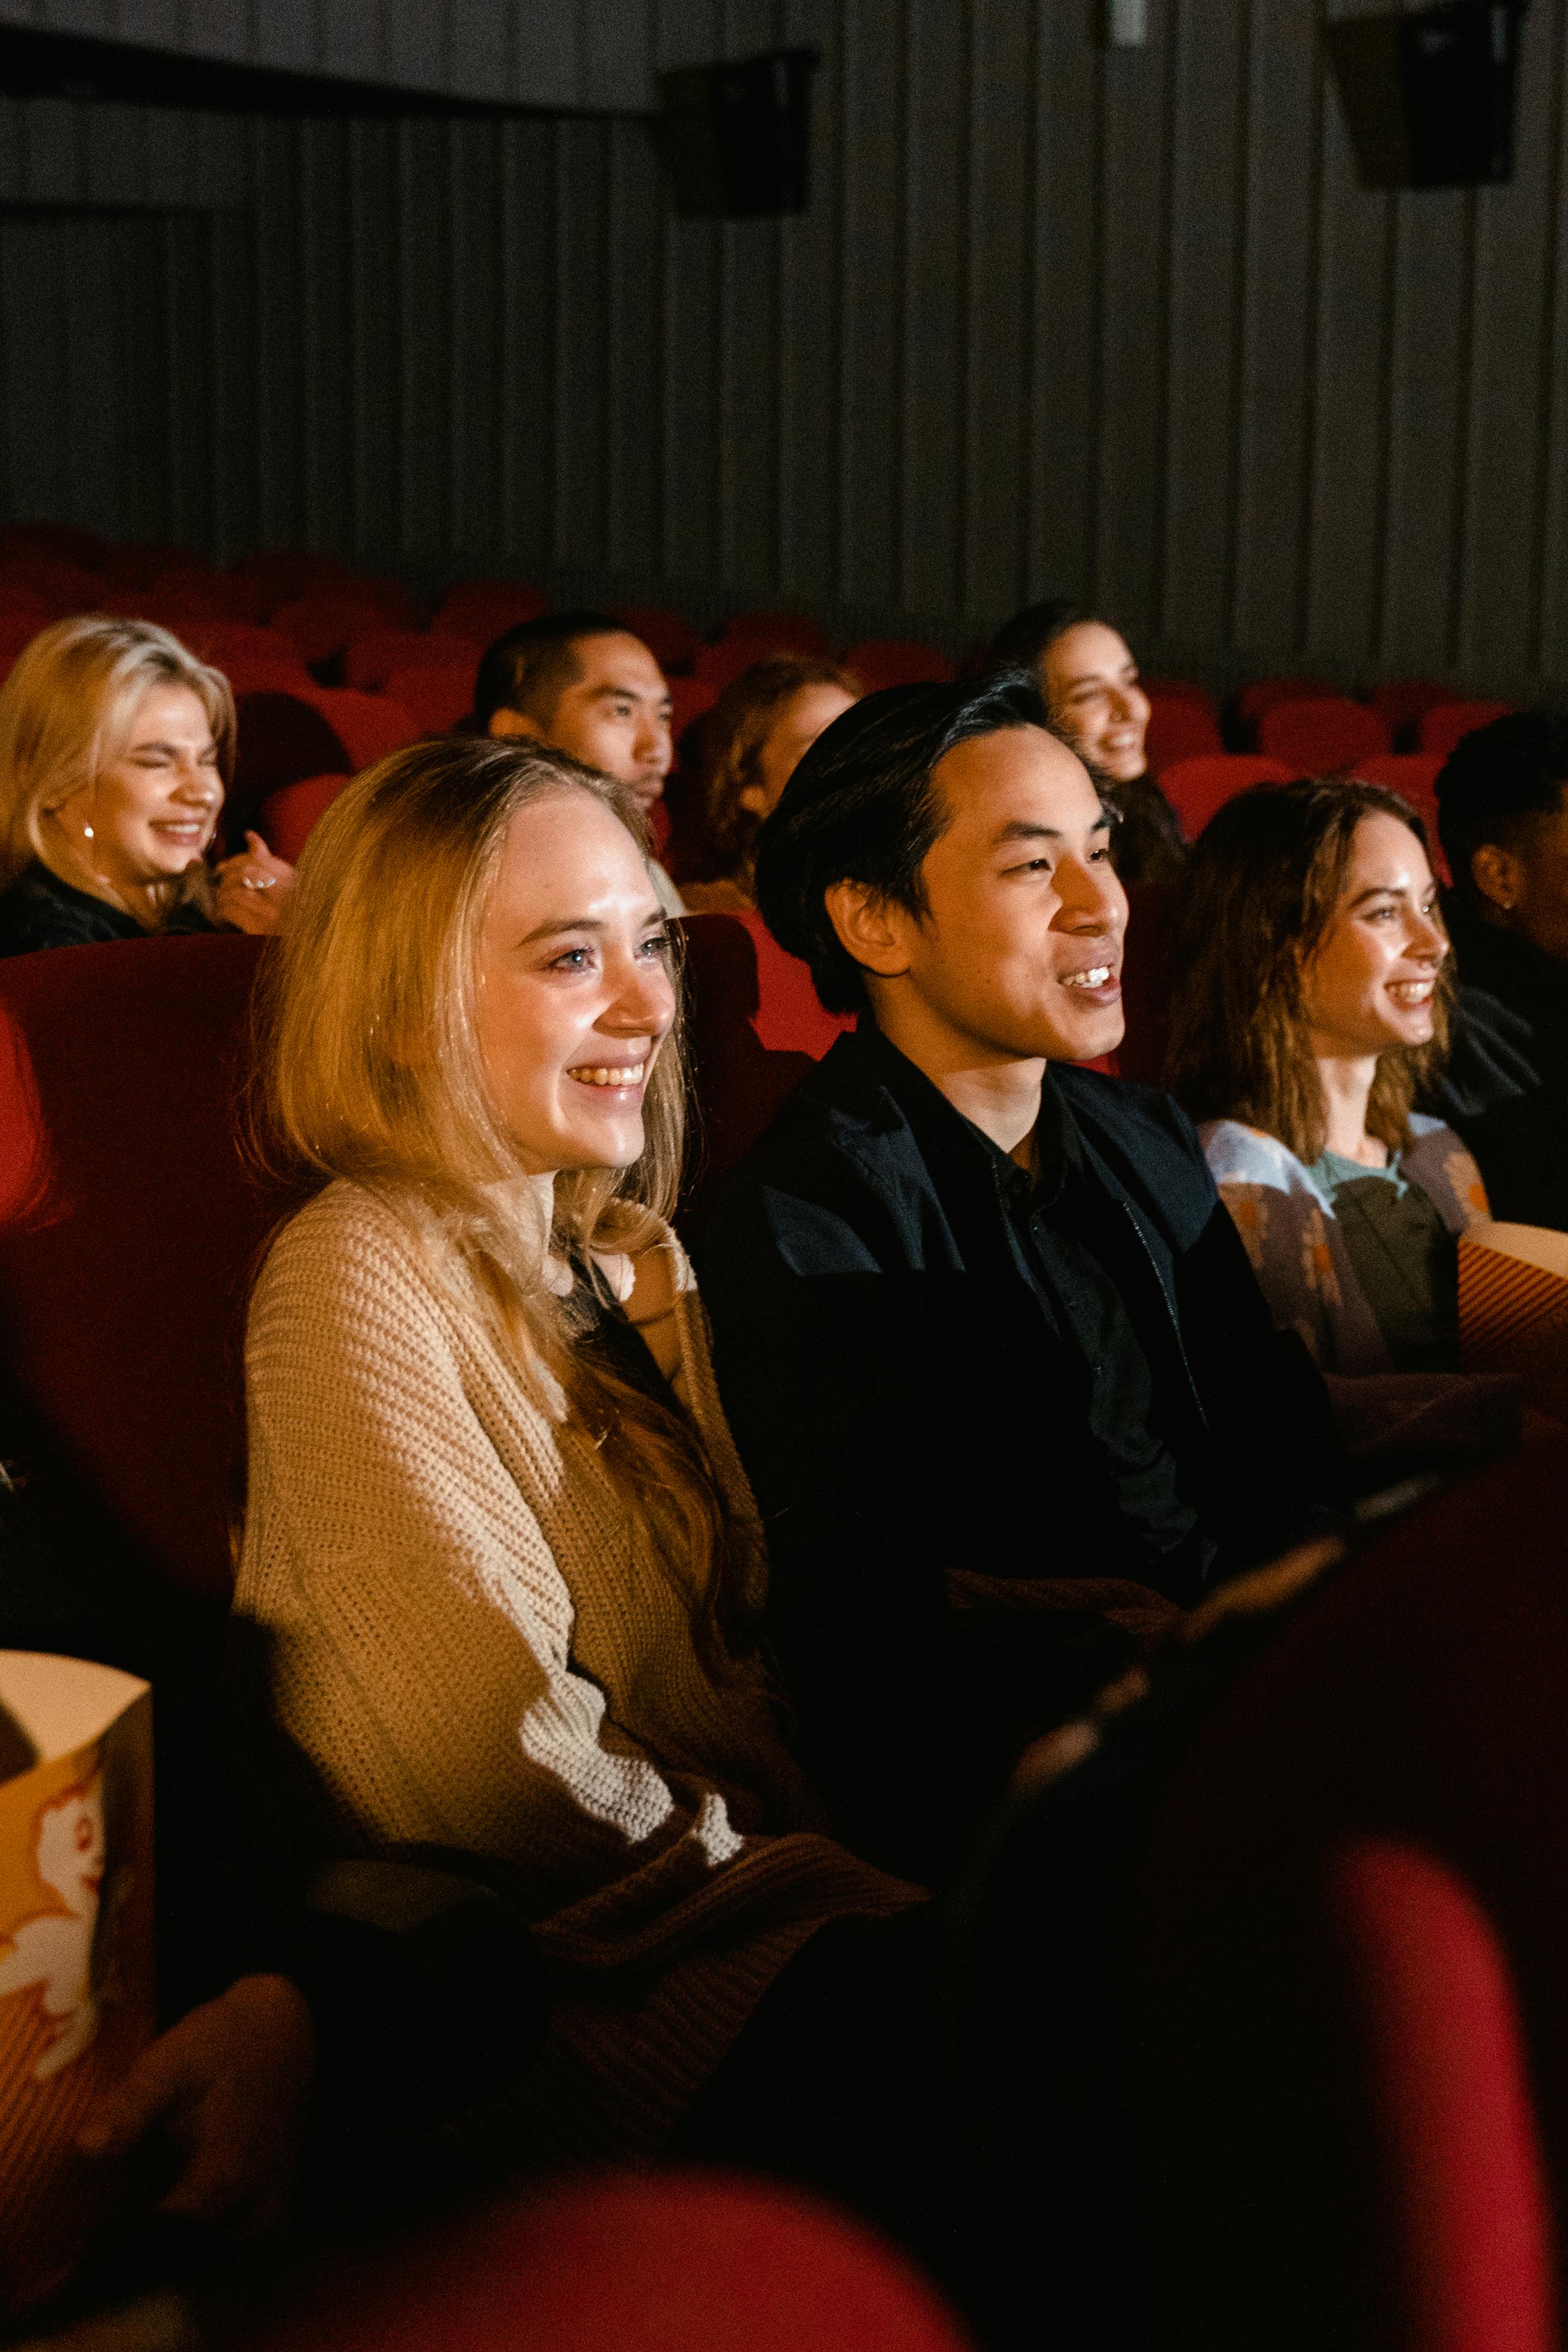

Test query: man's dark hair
[1436,711,1568,902]
[753,670,1054,1014]
[985,598,1103,676]
[472,611,628,730]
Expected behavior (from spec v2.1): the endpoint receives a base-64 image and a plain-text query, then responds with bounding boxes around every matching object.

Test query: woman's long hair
[700,654,860,881]
[0,616,234,919]
[253,732,757,1670]
[1163,775,1453,1164]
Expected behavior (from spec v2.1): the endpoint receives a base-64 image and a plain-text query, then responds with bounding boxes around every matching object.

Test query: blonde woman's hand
[215,832,296,935]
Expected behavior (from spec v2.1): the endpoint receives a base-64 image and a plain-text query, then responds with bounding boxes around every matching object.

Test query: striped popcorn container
[1459,1223,1568,1422]
[0,1655,153,2316]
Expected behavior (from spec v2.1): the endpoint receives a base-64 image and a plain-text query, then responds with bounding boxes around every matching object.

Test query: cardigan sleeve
[237,1196,830,1954]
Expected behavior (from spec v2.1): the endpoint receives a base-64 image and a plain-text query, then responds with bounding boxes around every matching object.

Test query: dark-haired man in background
[475,611,684,911]
[1427,711,1568,1232]
[691,674,1344,1882]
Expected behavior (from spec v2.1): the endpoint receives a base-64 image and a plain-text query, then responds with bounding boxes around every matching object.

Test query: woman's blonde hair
[1163,775,1454,1164]
[0,616,235,916]
[254,732,756,1667]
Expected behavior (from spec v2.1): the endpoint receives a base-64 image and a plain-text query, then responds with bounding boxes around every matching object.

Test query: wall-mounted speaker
[1324,2,1530,189]
[651,49,819,219]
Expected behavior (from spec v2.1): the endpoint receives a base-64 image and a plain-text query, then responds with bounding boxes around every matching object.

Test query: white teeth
[568,1062,645,1087]
[1062,966,1113,989]
[1388,982,1433,1002]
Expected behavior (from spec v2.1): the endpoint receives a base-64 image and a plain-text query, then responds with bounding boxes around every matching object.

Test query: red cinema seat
[259,771,349,864]
[182,622,311,679]
[230,689,415,842]
[1115,880,1176,1088]
[720,608,831,656]
[0,521,105,569]
[1421,700,1516,760]
[384,658,479,735]
[267,2172,976,2352]
[1160,753,1294,837]
[669,669,720,748]
[1145,696,1223,773]
[1,556,104,614]
[1234,675,1341,736]
[1135,1423,1568,2352]
[1370,678,1451,748]
[227,549,353,617]
[841,639,957,691]
[1259,696,1391,772]
[679,910,853,1219]
[1141,675,1218,714]
[344,626,473,693]
[610,603,701,673]
[693,638,794,694]
[0,612,47,685]
[435,579,549,640]
[0,936,277,1599]
[272,593,399,669]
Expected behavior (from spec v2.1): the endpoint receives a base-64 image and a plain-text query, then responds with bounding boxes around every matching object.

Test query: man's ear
[488,706,547,743]
[823,880,914,981]
[1471,841,1524,916]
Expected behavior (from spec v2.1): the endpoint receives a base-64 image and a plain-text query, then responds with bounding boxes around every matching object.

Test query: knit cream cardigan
[234,1180,918,2161]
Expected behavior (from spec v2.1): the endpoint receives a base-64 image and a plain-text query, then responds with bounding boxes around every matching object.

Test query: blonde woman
[0,615,281,955]
[233,735,982,2212]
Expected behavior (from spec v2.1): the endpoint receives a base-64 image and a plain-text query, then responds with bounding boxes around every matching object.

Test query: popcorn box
[0,1654,154,2315]
[1458,1222,1568,1422]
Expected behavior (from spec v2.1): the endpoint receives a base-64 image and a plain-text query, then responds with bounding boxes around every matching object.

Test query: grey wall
[1,1,1566,693]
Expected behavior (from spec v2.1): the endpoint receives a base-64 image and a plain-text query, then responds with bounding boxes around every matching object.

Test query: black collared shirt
[972,1074,1208,1588]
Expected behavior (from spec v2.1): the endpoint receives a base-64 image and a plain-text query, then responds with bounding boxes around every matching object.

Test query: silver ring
[240,875,278,890]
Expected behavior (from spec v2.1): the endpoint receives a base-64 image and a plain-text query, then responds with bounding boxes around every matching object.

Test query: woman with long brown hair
[1165,776,1488,1373]
[680,654,859,911]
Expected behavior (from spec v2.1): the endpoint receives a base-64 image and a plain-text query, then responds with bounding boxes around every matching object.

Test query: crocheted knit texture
[236,1181,918,2160]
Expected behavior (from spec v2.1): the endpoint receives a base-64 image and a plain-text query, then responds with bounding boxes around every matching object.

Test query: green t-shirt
[1306,1148,1459,1373]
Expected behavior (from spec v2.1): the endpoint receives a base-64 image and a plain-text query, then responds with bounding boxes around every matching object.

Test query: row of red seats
[0,926,1557,2351]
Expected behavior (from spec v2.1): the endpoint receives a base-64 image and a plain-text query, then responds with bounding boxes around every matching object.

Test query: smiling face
[46,681,222,900]
[741,681,860,825]
[1040,621,1151,785]
[829,726,1127,1077]
[503,631,673,813]
[471,787,677,1177]
[1302,812,1448,1059]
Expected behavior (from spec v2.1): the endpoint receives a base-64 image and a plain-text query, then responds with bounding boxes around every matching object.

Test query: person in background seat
[1423,711,1568,1232]
[691,675,1344,1885]
[474,611,684,913]
[1164,777,1489,1377]
[0,616,280,955]
[985,599,1186,884]
[681,656,860,913]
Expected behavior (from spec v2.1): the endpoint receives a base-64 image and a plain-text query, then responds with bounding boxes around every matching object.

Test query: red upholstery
[1258,696,1391,771]
[1159,753,1294,836]
[259,771,351,863]
[1370,678,1451,747]
[268,2173,976,2352]
[610,603,701,673]
[1234,674,1341,730]
[1330,1837,1556,2352]
[1135,1423,1568,2350]
[1145,696,1223,773]
[0,612,48,684]
[1115,880,1176,1086]
[1141,675,1217,713]
[720,608,831,655]
[434,579,548,639]
[1422,700,1516,759]
[841,639,957,690]
[0,521,105,568]
[233,688,418,827]
[0,556,102,613]
[669,670,720,747]
[693,637,795,693]
[0,936,278,1599]
[227,549,353,616]
[343,626,474,692]
[272,594,403,667]
[179,621,308,676]
[679,910,853,1216]
[383,657,479,735]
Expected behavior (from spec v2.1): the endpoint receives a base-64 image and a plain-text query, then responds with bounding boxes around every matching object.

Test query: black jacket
[693,1026,1346,1879]
[1426,901,1568,1233]
[0,861,215,958]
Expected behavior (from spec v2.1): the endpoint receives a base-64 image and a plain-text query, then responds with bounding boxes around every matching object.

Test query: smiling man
[691,673,1345,1881]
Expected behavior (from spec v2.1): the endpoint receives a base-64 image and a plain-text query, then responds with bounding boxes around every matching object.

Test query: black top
[0,859,216,958]
[693,1021,1346,1879]
[1425,900,1568,1234]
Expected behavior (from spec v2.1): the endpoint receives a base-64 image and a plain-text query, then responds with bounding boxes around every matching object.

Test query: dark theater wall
[1,0,1567,693]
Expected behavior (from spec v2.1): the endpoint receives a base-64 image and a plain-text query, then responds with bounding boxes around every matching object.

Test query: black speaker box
[1325,2,1528,190]
[651,47,819,219]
